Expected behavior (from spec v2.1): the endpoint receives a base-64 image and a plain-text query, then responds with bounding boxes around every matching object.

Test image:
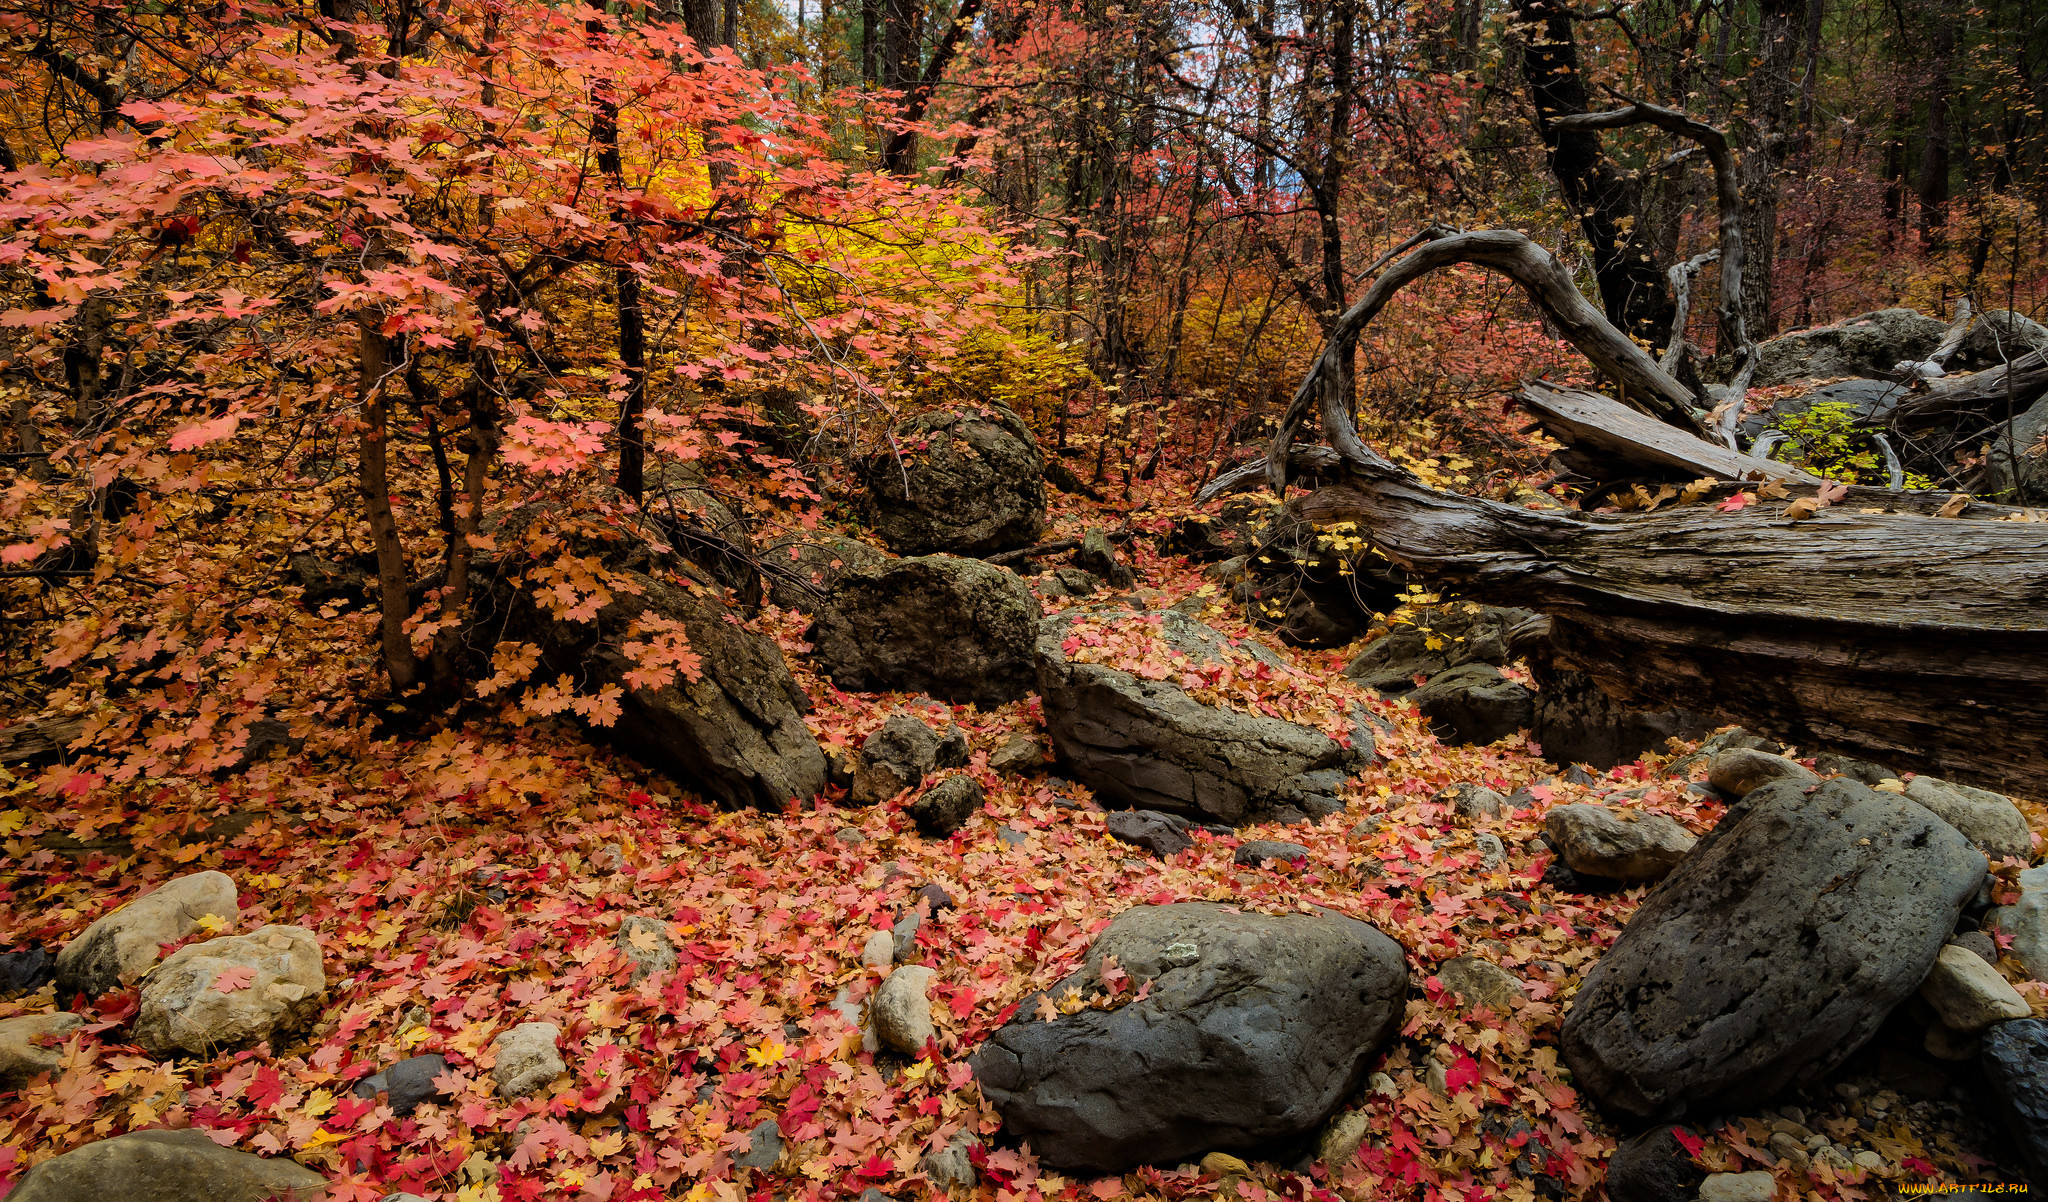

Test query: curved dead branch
[1262,227,1708,496]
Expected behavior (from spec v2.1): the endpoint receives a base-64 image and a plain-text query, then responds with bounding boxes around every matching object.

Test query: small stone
[1316,1109,1371,1170]
[1919,943,2031,1031]
[0,1012,84,1089]
[1698,1170,1778,1202]
[1075,528,1136,589]
[1542,804,1695,883]
[996,825,1029,848]
[492,1022,565,1099]
[835,827,867,845]
[917,883,956,912]
[911,775,986,837]
[354,1053,452,1117]
[1950,930,2001,965]
[736,1118,784,1169]
[860,1189,895,1202]
[1562,765,1598,786]
[133,925,325,1057]
[1922,1021,1981,1061]
[615,915,677,983]
[1708,747,1818,797]
[1852,1150,1884,1171]
[920,1131,980,1190]
[1369,1071,1398,1097]
[1234,840,1311,868]
[1435,956,1525,1015]
[861,930,897,970]
[934,726,971,769]
[1904,776,2034,863]
[1474,832,1506,872]
[55,870,239,997]
[1349,816,1382,838]
[0,948,56,995]
[871,965,937,1055]
[1443,783,1506,820]
[892,912,923,963]
[990,733,1045,774]
[1425,1054,1450,1097]
[382,1194,432,1202]
[1200,1152,1251,1180]
[1105,810,1192,858]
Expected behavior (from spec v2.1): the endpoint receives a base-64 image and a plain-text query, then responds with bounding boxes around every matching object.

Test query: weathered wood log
[1516,382,1815,484]
[1295,466,2048,793]
[1889,347,2048,428]
[0,716,86,764]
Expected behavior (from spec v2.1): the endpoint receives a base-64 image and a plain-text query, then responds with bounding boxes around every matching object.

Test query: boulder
[1409,663,1534,746]
[1707,747,1818,797]
[1105,810,1194,858]
[1543,804,1696,884]
[1991,864,2048,980]
[133,925,325,1057]
[812,556,1040,706]
[1560,778,1987,1121]
[353,1053,452,1117]
[492,1021,565,1099]
[1343,605,1537,694]
[1982,396,2048,507]
[1531,669,1714,772]
[55,870,238,997]
[1074,528,1134,589]
[502,537,826,810]
[0,1012,83,1089]
[1955,308,2048,371]
[1038,609,1367,825]
[853,715,944,804]
[1919,943,2030,1032]
[911,775,986,837]
[1981,1018,2048,1185]
[1745,308,1947,388]
[970,902,1408,1172]
[865,405,1046,555]
[1443,782,1506,821]
[1233,840,1311,867]
[763,534,889,613]
[6,1129,328,1202]
[1904,776,2034,862]
[872,964,937,1055]
[990,733,1045,774]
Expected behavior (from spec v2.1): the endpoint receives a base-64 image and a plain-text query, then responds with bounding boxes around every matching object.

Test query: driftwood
[1515,382,1815,484]
[1889,347,2048,429]
[1296,468,2048,792]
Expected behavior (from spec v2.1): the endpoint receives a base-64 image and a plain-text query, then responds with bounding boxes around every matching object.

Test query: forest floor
[1,473,2040,1202]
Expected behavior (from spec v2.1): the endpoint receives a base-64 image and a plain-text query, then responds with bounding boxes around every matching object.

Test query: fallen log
[1515,382,1815,484]
[1889,346,2048,428]
[1295,467,2048,793]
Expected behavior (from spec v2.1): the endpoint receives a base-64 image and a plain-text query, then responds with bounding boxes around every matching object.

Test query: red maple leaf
[212,965,256,994]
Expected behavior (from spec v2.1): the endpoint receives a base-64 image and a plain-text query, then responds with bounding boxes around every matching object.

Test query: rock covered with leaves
[970,901,1408,1173]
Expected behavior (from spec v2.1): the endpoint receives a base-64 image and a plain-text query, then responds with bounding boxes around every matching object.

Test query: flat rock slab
[1036,610,1366,825]
[971,901,1407,1173]
[1561,778,1985,1121]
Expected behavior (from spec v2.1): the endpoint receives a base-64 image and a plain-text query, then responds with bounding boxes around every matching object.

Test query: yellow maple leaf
[743,1037,784,1068]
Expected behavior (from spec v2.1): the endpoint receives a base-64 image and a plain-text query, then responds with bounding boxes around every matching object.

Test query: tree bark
[1739,0,1801,337]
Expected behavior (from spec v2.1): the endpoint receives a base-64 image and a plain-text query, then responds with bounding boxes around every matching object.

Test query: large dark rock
[1036,609,1369,825]
[970,902,1408,1172]
[1745,308,1946,388]
[1560,778,1986,1121]
[1343,605,1538,694]
[1604,1126,1707,1202]
[910,775,986,837]
[1533,669,1714,771]
[1104,810,1194,858]
[811,556,1040,705]
[865,405,1045,555]
[504,539,827,810]
[8,1129,328,1202]
[1409,663,1534,746]
[762,533,889,613]
[1981,1018,2048,1185]
[1982,395,2048,507]
[1956,309,2048,372]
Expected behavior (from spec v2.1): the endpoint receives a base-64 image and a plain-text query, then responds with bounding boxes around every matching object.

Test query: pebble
[835,827,867,845]
[861,931,896,970]
[1698,1171,1777,1202]
[491,1022,565,1099]
[996,826,1028,847]
[1474,832,1505,872]
[891,912,922,963]
[870,965,936,1055]
[736,1118,783,1169]
[1852,1150,1885,1171]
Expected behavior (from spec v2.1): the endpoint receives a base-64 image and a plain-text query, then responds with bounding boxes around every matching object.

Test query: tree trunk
[1740,0,1801,338]
[1917,4,1955,253]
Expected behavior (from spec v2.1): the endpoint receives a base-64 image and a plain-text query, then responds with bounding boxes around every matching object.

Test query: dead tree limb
[1265,228,1709,494]
[1661,249,1718,368]
[1516,382,1815,484]
[1293,468,2048,792]
[1553,102,1753,446]
[1889,346,2048,429]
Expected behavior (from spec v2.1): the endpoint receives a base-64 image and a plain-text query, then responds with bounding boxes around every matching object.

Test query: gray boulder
[853,714,945,804]
[133,925,325,1057]
[1989,863,2048,980]
[1544,804,1695,883]
[911,775,986,837]
[1981,395,2048,507]
[1707,747,1817,797]
[970,902,1408,1172]
[1410,663,1534,746]
[1105,810,1194,858]
[1904,775,2033,863]
[1037,609,1366,824]
[812,556,1040,706]
[1956,309,2048,371]
[763,534,889,613]
[503,538,826,810]
[1560,778,1987,1120]
[1746,308,1946,387]
[1343,605,1537,694]
[1981,1018,2048,1185]
[865,405,1045,555]
[7,1129,327,1202]
[56,870,238,997]
[1738,377,1913,441]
